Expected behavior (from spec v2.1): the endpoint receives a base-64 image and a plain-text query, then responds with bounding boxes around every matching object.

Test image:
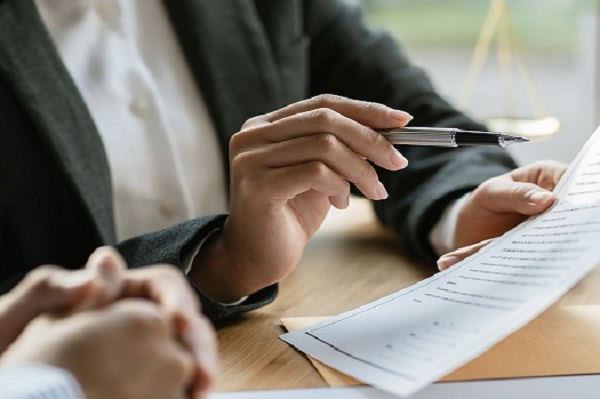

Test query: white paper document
[209,375,600,399]
[281,126,600,397]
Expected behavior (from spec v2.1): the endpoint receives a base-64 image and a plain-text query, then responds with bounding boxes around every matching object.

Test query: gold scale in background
[457,0,560,139]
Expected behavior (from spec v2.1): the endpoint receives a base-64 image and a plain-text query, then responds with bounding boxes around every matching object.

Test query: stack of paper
[282,125,600,397]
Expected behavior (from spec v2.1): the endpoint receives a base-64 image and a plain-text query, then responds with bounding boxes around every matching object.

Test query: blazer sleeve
[304,0,518,266]
[115,214,277,321]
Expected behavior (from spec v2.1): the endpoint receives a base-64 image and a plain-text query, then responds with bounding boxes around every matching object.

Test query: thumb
[74,246,126,311]
[480,181,556,215]
[437,239,495,271]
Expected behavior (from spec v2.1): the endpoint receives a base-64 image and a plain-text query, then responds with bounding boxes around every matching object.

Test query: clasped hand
[0,247,216,399]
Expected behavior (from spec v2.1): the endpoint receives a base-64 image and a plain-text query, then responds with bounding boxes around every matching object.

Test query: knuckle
[151,264,181,281]
[532,160,546,168]
[357,163,378,183]
[23,266,52,283]
[471,179,494,201]
[340,179,351,196]
[308,161,330,179]
[365,128,385,147]
[538,172,554,185]
[241,114,267,130]
[178,360,196,385]
[125,305,166,331]
[22,266,60,292]
[363,101,384,114]
[229,125,268,153]
[228,134,243,155]
[310,94,338,108]
[310,108,338,126]
[230,151,256,173]
[229,130,249,153]
[314,133,338,154]
[512,185,526,198]
[169,351,194,377]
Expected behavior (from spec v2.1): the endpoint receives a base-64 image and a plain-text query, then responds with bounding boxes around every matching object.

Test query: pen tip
[502,134,529,146]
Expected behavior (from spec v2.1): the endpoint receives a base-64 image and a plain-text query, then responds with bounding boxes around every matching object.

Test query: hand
[438,160,568,270]
[191,95,412,302]
[0,300,201,399]
[0,247,217,398]
[0,249,122,354]
[79,247,218,398]
[116,262,218,397]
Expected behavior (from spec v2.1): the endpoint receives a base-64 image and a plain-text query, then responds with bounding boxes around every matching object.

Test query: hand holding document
[282,125,600,397]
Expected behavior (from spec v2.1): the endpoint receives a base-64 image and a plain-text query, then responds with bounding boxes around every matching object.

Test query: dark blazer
[0,0,516,318]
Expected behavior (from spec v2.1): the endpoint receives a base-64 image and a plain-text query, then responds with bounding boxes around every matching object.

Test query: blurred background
[355,0,599,165]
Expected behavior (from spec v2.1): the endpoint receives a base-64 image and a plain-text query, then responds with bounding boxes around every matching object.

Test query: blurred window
[361,0,596,164]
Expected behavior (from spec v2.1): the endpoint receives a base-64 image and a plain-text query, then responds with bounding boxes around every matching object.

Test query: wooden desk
[214,198,600,392]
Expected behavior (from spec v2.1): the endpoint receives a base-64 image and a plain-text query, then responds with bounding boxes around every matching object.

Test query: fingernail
[86,247,124,303]
[345,195,351,208]
[529,190,554,205]
[88,247,125,274]
[88,246,116,267]
[437,255,461,271]
[376,182,389,200]
[389,109,413,122]
[390,148,408,169]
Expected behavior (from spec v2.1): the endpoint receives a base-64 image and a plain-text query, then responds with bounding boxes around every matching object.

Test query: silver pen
[379,127,529,147]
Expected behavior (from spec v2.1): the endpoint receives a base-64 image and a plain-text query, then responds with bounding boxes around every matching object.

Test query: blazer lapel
[163,0,284,150]
[0,0,115,243]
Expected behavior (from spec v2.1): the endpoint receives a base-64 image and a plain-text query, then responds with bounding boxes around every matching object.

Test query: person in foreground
[0,0,568,316]
[0,247,216,399]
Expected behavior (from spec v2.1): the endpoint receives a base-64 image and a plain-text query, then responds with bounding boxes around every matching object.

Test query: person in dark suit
[0,0,565,319]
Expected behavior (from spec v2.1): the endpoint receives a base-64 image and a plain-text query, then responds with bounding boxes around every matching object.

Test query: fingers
[230,96,415,205]
[101,300,199,399]
[112,281,217,398]
[437,239,495,271]
[7,247,126,316]
[474,177,556,216]
[261,94,412,128]
[0,265,97,353]
[12,266,96,314]
[115,300,209,399]
[236,135,388,200]
[234,160,353,209]
[0,248,129,352]
[121,265,201,333]
[237,108,408,173]
[236,95,411,174]
[184,315,218,399]
[474,160,568,216]
[510,160,568,191]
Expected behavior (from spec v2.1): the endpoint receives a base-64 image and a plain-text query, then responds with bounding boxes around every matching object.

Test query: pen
[379,127,529,148]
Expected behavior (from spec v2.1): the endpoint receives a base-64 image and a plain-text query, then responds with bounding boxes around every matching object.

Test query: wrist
[188,226,257,304]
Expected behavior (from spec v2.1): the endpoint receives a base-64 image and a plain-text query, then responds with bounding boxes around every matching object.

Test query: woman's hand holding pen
[437,160,568,270]
[190,95,411,303]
